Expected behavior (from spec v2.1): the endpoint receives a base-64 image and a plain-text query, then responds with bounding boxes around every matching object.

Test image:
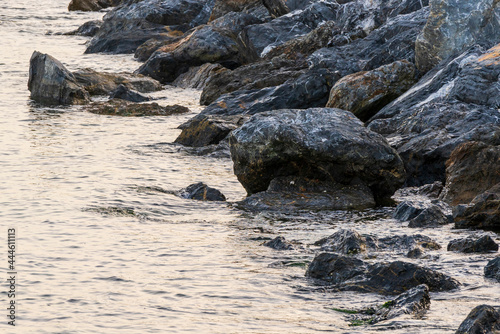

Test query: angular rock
[86,99,189,117]
[200,57,307,105]
[415,0,500,73]
[440,142,500,206]
[64,20,102,37]
[307,254,460,295]
[454,184,500,231]
[455,305,500,334]
[447,235,499,253]
[315,229,367,254]
[326,60,416,122]
[172,63,226,89]
[28,51,90,105]
[484,257,500,282]
[395,182,444,199]
[209,0,262,21]
[73,68,163,95]
[394,199,451,223]
[229,108,406,205]
[68,0,120,11]
[177,182,226,201]
[109,84,151,102]
[85,0,214,54]
[236,176,376,212]
[263,236,295,250]
[262,0,314,18]
[408,205,451,228]
[369,234,442,252]
[134,35,185,62]
[368,45,500,187]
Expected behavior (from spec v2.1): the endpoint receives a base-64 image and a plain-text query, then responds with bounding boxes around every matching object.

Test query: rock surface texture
[447,235,499,253]
[455,305,500,334]
[484,257,500,282]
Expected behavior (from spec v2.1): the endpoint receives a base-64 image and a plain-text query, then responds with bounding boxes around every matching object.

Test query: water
[0,1,499,333]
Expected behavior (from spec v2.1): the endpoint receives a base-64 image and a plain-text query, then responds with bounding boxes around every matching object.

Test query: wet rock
[307,254,460,295]
[28,51,90,105]
[368,44,500,187]
[134,35,185,62]
[315,229,367,255]
[64,20,102,37]
[263,236,295,250]
[177,182,226,201]
[262,0,315,18]
[393,199,450,223]
[68,0,120,12]
[229,108,406,206]
[440,142,500,206]
[407,247,424,258]
[455,305,500,334]
[395,182,443,199]
[447,235,499,253]
[109,84,151,102]
[415,0,500,74]
[326,60,416,122]
[73,68,163,95]
[484,257,500,282]
[454,184,500,231]
[86,99,189,117]
[370,234,442,252]
[408,205,451,228]
[236,176,376,212]
[172,63,226,89]
[200,57,307,106]
[209,0,262,21]
[175,115,248,147]
[85,0,214,54]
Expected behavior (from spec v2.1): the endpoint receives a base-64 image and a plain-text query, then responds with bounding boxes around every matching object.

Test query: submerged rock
[229,108,406,207]
[326,60,416,122]
[315,229,367,255]
[68,0,120,12]
[28,51,90,105]
[306,254,460,295]
[109,84,151,102]
[263,236,295,250]
[177,182,226,201]
[447,235,499,253]
[440,142,500,206]
[86,99,189,117]
[415,0,500,73]
[454,184,500,231]
[368,234,442,253]
[64,20,102,37]
[455,305,500,334]
[484,257,500,282]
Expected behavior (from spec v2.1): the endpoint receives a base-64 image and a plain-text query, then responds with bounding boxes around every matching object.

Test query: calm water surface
[0,1,499,333]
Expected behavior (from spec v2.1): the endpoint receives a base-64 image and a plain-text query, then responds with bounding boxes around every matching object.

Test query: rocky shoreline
[29,0,499,332]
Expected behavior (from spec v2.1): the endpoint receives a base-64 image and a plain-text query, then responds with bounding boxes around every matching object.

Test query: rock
[408,205,451,228]
[86,99,189,116]
[352,284,430,324]
[175,115,248,147]
[440,142,500,206]
[407,247,424,258]
[326,60,416,122]
[415,0,500,74]
[393,199,451,223]
[200,56,307,106]
[134,35,185,62]
[395,182,444,199]
[263,236,295,250]
[64,20,102,37]
[72,68,163,95]
[393,201,427,221]
[315,229,367,254]
[28,51,90,105]
[177,68,339,147]
[454,184,500,231]
[484,257,500,282]
[68,0,120,11]
[109,84,151,102]
[369,234,442,252]
[172,63,226,89]
[368,44,500,187]
[455,305,500,334]
[236,176,376,212]
[85,0,214,54]
[229,108,406,206]
[447,235,499,253]
[306,254,460,295]
[177,182,226,201]
[209,0,262,21]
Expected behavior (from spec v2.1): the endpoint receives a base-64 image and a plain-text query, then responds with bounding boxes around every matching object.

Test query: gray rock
[209,0,262,21]
[415,0,500,73]
[68,0,121,11]
[447,235,499,253]
[263,236,295,250]
[455,305,500,334]
[408,205,451,228]
[28,51,90,105]
[64,20,102,37]
[85,99,189,117]
[454,184,500,231]
[229,108,406,206]
[370,234,442,252]
[393,199,451,223]
[109,84,151,102]
[315,229,367,255]
[484,257,500,282]
[177,182,226,201]
[173,63,226,89]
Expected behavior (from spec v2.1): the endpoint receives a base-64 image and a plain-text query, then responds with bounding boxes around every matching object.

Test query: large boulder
[368,44,500,187]
[28,51,90,105]
[415,0,500,73]
[306,254,460,295]
[455,305,500,334]
[229,108,406,206]
[454,184,500,230]
[326,60,416,122]
[440,142,500,206]
[85,0,215,54]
